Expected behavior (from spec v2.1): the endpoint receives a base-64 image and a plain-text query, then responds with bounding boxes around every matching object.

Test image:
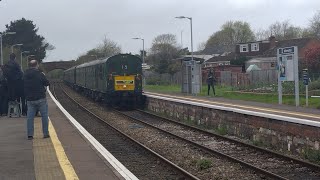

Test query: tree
[309,10,320,38]
[197,41,206,52]
[2,18,53,62]
[76,37,121,64]
[256,20,306,40]
[96,36,121,58]
[204,21,255,54]
[304,44,320,73]
[146,33,181,82]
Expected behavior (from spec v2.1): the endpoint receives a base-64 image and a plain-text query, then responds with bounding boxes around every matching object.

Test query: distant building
[235,37,320,70]
[235,36,277,58]
[245,57,277,70]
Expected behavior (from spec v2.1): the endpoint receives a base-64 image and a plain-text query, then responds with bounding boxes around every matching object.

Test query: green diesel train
[63,54,145,108]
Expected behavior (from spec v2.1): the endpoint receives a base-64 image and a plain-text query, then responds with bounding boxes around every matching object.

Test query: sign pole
[306,85,308,107]
[278,67,282,105]
[303,69,309,107]
[294,46,299,107]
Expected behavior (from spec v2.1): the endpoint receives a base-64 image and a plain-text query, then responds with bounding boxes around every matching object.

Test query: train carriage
[63,54,145,108]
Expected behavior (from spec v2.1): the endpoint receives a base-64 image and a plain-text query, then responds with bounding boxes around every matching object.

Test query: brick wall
[146,97,320,156]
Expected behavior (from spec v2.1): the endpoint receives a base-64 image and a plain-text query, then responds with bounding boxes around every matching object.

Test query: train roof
[76,59,105,68]
[64,53,140,71]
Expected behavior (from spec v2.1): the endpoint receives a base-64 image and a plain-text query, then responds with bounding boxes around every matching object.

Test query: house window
[240,44,248,52]
[251,43,259,51]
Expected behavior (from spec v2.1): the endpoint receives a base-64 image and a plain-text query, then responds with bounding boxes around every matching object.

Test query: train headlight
[123,85,127,88]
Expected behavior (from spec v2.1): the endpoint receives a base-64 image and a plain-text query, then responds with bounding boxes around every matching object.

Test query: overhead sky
[0,0,319,62]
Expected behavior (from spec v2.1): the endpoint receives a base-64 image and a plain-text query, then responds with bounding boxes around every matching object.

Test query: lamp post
[175,16,193,62]
[0,31,16,65]
[11,43,23,53]
[176,16,196,94]
[90,55,98,60]
[132,37,145,86]
[21,51,30,71]
[132,37,145,64]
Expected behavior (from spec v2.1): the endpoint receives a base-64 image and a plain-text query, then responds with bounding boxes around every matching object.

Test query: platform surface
[0,93,124,180]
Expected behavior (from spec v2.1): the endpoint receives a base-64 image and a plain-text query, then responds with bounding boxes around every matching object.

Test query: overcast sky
[0,0,319,62]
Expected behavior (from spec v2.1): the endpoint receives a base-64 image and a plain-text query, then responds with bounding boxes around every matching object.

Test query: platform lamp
[0,31,16,65]
[175,16,196,94]
[11,43,23,53]
[175,16,193,63]
[132,37,145,86]
[21,51,30,71]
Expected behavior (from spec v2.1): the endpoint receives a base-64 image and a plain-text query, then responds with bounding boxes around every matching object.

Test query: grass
[195,159,212,170]
[303,148,320,164]
[216,125,228,136]
[144,84,320,109]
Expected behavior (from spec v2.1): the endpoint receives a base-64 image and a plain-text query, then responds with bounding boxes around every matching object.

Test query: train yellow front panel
[114,76,135,90]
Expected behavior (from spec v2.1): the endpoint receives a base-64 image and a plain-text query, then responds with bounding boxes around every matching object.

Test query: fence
[218,69,277,89]
[144,69,320,91]
[145,71,182,85]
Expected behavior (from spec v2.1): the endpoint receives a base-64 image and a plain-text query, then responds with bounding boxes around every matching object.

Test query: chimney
[269,36,276,49]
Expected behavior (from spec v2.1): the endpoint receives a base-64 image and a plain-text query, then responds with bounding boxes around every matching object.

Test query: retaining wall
[146,97,320,156]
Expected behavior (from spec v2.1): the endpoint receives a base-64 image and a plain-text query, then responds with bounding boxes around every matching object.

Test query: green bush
[196,159,212,170]
[309,80,320,91]
[146,77,170,85]
[303,148,320,164]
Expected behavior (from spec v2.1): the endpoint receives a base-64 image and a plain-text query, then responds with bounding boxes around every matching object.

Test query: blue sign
[303,69,309,85]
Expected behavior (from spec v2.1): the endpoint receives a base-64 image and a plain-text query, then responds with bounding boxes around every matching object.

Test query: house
[174,54,213,64]
[236,37,320,70]
[235,36,277,58]
[203,52,234,68]
[262,37,320,59]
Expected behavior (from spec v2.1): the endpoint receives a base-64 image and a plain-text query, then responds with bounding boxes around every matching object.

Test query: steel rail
[54,83,200,180]
[137,109,320,171]
[115,109,290,180]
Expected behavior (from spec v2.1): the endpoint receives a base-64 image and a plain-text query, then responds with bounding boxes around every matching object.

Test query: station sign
[277,46,299,106]
[142,63,150,70]
[277,46,298,81]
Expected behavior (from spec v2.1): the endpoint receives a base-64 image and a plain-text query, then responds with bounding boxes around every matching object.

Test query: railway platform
[145,91,320,123]
[0,91,137,180]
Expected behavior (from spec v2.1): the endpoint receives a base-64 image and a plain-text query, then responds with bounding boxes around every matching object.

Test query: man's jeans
[27,98,49,137]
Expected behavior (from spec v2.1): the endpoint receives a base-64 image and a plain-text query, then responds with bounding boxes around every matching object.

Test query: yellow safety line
[49,118,79,180]
[146,92,320,119]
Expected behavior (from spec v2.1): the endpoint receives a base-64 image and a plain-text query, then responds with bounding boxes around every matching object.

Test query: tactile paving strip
[33,117,66,180]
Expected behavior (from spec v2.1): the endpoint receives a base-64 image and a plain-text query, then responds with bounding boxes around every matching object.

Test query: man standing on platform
[207,69,216,96]
[0,65,8,116]
[6,53,23,102]
[24,60,50,140]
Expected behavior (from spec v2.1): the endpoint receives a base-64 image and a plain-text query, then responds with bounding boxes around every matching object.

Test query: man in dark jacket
[6,53,23,101]
[24,60,50,140]
[0,65,8,116]
[207,70,216,96]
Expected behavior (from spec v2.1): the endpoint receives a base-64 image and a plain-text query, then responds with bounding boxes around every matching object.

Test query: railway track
[54,83,320,179]
[118,108,320,180]
[55,84,273,179]
[51,83,199,180]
